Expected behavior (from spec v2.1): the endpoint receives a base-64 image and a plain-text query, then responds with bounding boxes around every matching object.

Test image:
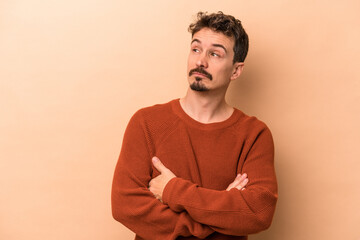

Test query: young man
[112,12,278,240]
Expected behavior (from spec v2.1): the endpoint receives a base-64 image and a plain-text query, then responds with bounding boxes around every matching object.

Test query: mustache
[188,67,213,80]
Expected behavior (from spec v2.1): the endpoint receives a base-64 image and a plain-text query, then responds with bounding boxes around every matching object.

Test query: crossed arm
[149,156,249,202]
[112,112,277,239]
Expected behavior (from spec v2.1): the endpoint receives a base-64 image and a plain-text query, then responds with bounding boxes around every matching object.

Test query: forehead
[191,28,234,49]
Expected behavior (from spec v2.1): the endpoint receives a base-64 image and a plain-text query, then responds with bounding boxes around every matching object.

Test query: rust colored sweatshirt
[112,99,278,240]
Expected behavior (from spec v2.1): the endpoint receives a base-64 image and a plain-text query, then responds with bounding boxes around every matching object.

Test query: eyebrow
[191,39,227,53]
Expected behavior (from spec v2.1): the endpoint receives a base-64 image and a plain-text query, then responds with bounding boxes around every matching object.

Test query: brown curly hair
[188,11,249,63]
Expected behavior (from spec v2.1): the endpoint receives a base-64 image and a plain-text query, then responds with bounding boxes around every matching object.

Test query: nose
[196,53,208,68]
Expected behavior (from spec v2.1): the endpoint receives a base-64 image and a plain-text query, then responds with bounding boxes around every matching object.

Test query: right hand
[226,173,248,191]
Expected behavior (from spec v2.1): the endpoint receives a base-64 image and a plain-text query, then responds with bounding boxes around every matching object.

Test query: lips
[193,72,207,78]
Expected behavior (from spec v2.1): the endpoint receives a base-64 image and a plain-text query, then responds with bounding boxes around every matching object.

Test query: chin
[190,81,209,92]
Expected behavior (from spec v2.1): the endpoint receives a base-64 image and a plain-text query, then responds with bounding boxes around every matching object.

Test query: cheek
[187,55,195,66]
[186,60,193,77]
[187,56,191,68]
[222,64,235,77]
[187,60,197,74]
[213,66,233,81]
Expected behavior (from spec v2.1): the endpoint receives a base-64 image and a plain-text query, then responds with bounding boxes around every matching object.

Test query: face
[187,28,243,92]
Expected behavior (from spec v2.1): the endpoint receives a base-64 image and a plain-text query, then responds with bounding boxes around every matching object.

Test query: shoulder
[131,99,177,122]
[138,100,174,117]
[235,109,269,129]
[232,109,273,140]
[129,99,180,134]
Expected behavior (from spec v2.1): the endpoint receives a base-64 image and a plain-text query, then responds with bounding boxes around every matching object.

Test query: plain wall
[1,1,359,239]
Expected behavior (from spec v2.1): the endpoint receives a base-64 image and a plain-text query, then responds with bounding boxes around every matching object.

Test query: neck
[180,88,234,123]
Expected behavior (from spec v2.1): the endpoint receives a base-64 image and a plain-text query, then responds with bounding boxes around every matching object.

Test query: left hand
[148,156,176,202]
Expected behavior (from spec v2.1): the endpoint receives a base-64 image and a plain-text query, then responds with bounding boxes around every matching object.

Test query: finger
[237,173,247,182]
[226,174,240,191]
[148,179,153,187]
[234,178,248,190]
[226,173,245,191]
[152,156,168,173]
[226,173,248,191]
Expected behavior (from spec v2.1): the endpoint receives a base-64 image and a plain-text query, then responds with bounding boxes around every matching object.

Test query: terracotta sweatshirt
[111,99,278,240]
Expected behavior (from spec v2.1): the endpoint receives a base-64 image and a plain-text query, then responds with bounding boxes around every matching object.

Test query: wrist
[162,177,178,205]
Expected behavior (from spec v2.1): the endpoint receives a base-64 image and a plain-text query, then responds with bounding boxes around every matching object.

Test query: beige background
[1,0,359,239]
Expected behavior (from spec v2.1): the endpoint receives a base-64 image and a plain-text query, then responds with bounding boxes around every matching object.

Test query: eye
[210,52,220,57]
[192,48,200,53]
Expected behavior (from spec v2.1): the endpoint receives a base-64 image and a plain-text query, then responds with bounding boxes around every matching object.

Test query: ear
[230,62,244,81]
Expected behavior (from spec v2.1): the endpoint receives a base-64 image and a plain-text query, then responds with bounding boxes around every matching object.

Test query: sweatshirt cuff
[162,177,192,212]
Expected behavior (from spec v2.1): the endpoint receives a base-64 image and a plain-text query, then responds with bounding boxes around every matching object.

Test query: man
[112,11,278,240]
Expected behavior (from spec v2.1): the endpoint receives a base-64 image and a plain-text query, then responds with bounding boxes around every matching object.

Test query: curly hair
[188,11,249,63]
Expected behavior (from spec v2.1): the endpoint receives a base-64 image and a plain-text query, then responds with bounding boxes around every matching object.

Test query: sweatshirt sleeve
[161,126,278,236]
[111,111,214,240]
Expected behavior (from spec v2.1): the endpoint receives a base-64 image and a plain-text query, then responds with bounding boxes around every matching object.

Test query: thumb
[152,156,167,173]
